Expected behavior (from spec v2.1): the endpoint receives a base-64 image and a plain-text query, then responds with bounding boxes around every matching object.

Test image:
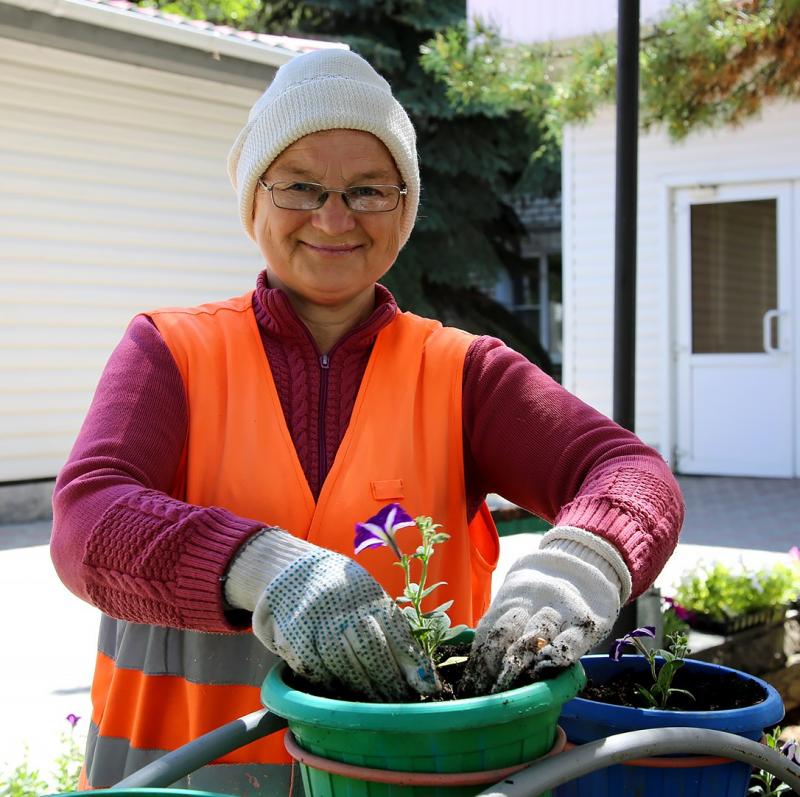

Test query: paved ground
[675,475,800,552]
[1,475,798,785]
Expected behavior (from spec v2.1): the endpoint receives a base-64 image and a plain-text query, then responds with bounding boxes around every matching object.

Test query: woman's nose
[310,192,357,236]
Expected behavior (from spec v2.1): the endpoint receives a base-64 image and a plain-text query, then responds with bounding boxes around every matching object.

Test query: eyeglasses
[257,180,407,213]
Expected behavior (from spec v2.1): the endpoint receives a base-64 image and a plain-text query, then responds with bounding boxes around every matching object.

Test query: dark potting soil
[286,641,564,703]
[581,667,767,711]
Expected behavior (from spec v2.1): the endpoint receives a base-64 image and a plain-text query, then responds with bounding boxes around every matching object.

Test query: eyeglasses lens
[271,183,400,212]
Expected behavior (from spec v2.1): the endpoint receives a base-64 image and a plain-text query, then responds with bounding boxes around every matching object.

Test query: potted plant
[261,504,585,797]
[670,557,800,635]
[555,627,785,797]
[748,724,800,796]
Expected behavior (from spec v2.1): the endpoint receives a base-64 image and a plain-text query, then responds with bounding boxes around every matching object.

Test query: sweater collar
[252,270,398,353]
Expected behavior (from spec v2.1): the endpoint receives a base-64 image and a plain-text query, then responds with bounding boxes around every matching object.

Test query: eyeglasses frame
[257,178,407,213]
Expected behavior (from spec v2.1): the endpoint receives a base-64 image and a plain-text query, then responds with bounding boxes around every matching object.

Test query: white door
[675,183,795,477]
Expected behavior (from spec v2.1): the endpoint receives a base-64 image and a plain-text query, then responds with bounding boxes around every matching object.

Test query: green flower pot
[261,652,585,797]
[50,790,228,796]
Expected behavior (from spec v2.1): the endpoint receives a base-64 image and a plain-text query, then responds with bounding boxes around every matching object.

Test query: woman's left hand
[461,542,623,695]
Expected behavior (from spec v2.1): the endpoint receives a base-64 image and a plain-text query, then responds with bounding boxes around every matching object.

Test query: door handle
[762,308,786,354]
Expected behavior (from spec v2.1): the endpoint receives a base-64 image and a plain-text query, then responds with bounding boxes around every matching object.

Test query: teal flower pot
[262,654,585,797]
[556,654,784,797]
[50,790,228,796]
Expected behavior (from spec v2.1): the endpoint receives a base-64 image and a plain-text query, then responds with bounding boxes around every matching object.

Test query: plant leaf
[422,600,454,617]
[635,684,658,708]
[442,624,469,641]
[667,688,695,701]
[420,581,448,598]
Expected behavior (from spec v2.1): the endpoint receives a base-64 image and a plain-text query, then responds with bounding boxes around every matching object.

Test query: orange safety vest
[83,292,499,788]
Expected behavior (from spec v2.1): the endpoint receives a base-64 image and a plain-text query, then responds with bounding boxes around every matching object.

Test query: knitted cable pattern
[556,466,685,598]
[83,490,260,630]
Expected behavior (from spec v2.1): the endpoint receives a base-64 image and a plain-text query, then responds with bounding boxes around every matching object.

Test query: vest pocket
[370,479,405,500]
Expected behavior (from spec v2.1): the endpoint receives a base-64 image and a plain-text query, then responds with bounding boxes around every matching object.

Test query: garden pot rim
[282,726,568,785]
[561,654,783,732]
[262,659,586,732]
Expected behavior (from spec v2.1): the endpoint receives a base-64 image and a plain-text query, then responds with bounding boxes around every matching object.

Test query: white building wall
[467,0,673,44]
[1,37,264,480]
[563,100,800,458]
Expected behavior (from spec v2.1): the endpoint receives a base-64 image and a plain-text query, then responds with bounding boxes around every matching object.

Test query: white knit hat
[227,49,419,247]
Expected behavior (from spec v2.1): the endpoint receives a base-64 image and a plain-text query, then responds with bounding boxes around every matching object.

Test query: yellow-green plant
[673,560,800,621]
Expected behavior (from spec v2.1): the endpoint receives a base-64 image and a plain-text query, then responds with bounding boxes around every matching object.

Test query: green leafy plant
[748,725,799,795]
[0,715,84,797]
[610,627,695,709]
[673,560,800,621]
[0,756,48,797]
[354,503,468,659]
[50,714,84,794]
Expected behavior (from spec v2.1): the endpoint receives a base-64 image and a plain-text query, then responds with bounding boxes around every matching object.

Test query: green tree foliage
[136,0,555,368]
[422,0,800,142]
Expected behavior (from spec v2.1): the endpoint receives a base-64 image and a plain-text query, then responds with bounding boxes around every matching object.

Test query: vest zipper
[318,353,330,494]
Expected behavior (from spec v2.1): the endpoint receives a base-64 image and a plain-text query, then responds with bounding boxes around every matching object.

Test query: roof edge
[0,0,347,67]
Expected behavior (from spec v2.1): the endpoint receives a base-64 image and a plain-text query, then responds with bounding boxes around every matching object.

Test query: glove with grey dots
[252,548,440,702]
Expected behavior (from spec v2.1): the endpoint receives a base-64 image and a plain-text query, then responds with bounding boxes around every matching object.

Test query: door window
[690,199,777,354]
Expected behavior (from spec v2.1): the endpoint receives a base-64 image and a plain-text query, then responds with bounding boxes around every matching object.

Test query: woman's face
[252,129,404,312]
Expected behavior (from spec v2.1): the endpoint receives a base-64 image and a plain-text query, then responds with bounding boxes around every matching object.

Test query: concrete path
[1,474,798,784]
[0,521,96,787]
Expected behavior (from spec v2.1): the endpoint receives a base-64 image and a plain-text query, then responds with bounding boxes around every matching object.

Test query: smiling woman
[50,46,685,795]
[252,129,406,352]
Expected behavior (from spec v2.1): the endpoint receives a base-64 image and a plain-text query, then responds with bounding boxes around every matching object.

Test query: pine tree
[139,0,556,367]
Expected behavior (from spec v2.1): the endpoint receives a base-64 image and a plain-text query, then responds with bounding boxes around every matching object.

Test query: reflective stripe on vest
[89,623,287,758]
[84,292,499,787]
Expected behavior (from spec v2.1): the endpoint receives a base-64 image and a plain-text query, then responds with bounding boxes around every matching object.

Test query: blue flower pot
[555,654,784,797]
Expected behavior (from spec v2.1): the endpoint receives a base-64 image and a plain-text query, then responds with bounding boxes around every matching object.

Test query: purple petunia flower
[781,739,799,765]
[609,625,657,661]
[789,546,800,561]
[66,713,81,728]
[354,503,416,559]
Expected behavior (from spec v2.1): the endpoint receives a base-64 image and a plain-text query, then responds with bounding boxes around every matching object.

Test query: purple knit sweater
[51,273,684,632]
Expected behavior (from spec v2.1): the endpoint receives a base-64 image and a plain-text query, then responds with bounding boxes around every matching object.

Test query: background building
[472,0,800,478]
[0,0,340,518]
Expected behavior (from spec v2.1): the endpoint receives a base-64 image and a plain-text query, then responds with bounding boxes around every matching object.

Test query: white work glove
[461,526,632,696]
[224,529,439,702]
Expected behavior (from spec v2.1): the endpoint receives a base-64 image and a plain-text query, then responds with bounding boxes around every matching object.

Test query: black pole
[613,0,640,432]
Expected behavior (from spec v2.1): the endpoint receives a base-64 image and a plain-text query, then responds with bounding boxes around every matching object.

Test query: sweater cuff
[224,529,318,611]
[173,506,267,629]
[539,525,633,604]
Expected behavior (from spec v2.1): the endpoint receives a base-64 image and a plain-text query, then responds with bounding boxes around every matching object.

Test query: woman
[51,48,684,793]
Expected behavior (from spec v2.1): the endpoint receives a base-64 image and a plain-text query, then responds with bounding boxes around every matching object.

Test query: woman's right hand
[252,548,440,702]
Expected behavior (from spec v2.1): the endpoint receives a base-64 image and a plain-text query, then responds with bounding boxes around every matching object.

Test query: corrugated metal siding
[1,37,265,480]
[563,101,800,455]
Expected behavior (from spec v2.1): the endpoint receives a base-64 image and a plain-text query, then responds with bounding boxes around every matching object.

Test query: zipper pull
[320,354,330,369]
